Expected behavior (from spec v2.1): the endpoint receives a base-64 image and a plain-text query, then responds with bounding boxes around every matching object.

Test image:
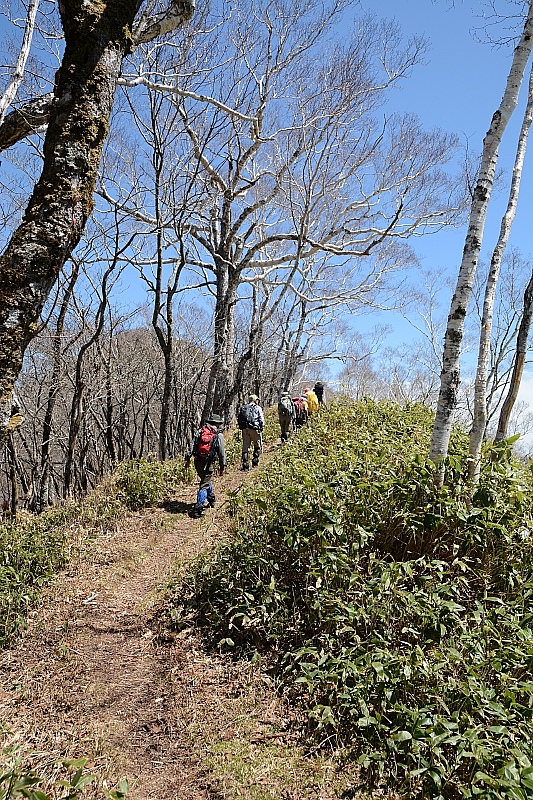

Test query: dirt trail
[0,450,359,800]
[0,459,259,796]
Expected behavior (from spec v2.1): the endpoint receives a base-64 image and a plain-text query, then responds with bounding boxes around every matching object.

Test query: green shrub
[116,458,188,509]
[0,482,125,647]
[175,399,533,799]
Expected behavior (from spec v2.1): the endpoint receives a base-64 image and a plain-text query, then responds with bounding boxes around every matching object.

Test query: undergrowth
[0,484,125,648]
[116,457,188,509]
[175,398,533,800]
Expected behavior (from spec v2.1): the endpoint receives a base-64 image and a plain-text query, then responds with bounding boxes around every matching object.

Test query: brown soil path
[0,450,360,800]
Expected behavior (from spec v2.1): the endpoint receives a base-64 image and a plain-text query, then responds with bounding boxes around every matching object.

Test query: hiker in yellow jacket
[304,387,319,415]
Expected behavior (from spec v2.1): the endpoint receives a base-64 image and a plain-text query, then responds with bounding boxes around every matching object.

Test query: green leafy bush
[176,399,533,799]
[0,484,124,647]
[116,458,188,509]
[0,750,129,799]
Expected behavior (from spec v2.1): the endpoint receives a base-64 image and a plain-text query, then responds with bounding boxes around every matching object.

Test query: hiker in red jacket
[185,413,226,518]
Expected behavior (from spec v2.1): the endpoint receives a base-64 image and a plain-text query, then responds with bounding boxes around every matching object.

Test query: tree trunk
[40,261,81,510]
[468,61,533,489]
[494,268,533,443]
[0,0,194,441]
[429,1,533,484]
[202,261,238,420]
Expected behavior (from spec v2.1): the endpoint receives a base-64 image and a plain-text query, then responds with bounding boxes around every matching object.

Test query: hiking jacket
[305,390,319,414]
[189,425,226,468]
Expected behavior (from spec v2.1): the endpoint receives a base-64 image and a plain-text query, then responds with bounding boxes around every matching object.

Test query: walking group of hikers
[184,383,324,519]
[277,382,324,441]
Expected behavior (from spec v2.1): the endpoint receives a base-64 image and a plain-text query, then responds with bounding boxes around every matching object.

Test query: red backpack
[197,424,217,458]
[292,397,307,425]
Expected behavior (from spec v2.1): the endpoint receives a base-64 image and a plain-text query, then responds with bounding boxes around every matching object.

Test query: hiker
[292,395,308,430]
[313,381,325,405]
[184,413,226,519]
[238,394,264,470]
[304,386,320,416]
[277,391,294,442]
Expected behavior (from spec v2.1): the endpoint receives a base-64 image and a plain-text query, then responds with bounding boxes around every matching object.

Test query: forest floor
[0,443,366,800]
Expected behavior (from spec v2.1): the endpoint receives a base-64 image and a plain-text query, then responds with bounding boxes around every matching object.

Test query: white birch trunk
[429,1,533,483]
[0,0,40,127]
[468,61,533,489]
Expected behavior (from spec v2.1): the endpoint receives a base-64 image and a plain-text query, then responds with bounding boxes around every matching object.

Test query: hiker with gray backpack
[238,394,264,470]
[277,391,294,441]
[184,413,226,518]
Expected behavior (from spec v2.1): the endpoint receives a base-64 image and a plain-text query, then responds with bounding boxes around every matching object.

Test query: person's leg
[191,458,212,516]
[242,429,251,470]
[251,429,261,467]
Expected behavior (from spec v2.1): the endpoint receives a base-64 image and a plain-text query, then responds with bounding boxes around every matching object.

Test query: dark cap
[207,413,224,425]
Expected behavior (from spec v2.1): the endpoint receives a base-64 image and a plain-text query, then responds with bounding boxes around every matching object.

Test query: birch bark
[0,0,40,127]
[468,61,533,489]
[429,1,533,483]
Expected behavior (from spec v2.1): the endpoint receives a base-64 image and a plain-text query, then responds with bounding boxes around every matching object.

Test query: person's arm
[185,431,198,465]
[257,406,265,431]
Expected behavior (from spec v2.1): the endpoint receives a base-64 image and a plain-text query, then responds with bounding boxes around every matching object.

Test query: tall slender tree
[468,61,533,488]
[429,1,533,484]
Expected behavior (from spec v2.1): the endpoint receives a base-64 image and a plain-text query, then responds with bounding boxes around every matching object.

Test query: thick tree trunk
[0,0,194,441]
[468,61,533,489]
[429,1,533,484]
[202,261,238,420]
[0,0,142,440]
[494,268,533,443]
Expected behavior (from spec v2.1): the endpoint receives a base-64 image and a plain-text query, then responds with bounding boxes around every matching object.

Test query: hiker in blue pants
[185,413,226,518]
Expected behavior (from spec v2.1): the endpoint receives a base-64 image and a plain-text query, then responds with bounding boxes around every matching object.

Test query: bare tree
[0,0,40,128]
[467,59,533,488]
[116,2,461,419]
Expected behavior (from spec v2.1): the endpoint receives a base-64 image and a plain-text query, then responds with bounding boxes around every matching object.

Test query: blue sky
[361,0,533,272]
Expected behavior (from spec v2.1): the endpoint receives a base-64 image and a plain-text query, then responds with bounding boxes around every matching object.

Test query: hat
[248,394,259,403]
[304,387,311,393]
[207,413,224,425]
[281,391,290,396]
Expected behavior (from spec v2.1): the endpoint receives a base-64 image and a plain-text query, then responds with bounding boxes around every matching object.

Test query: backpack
[197,424,217,458]
[278,396,293,417]
[292,396,307,426]
[238,403,257,430]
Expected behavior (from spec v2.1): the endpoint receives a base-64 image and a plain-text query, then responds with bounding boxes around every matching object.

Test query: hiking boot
[189,504,205,519]
[207,493,216,508]
[252,457,259,468]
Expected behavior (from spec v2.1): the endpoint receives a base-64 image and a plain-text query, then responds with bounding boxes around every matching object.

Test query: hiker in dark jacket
[185,413,226,518]
[313,381,325,405]
[238,394,264,470]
